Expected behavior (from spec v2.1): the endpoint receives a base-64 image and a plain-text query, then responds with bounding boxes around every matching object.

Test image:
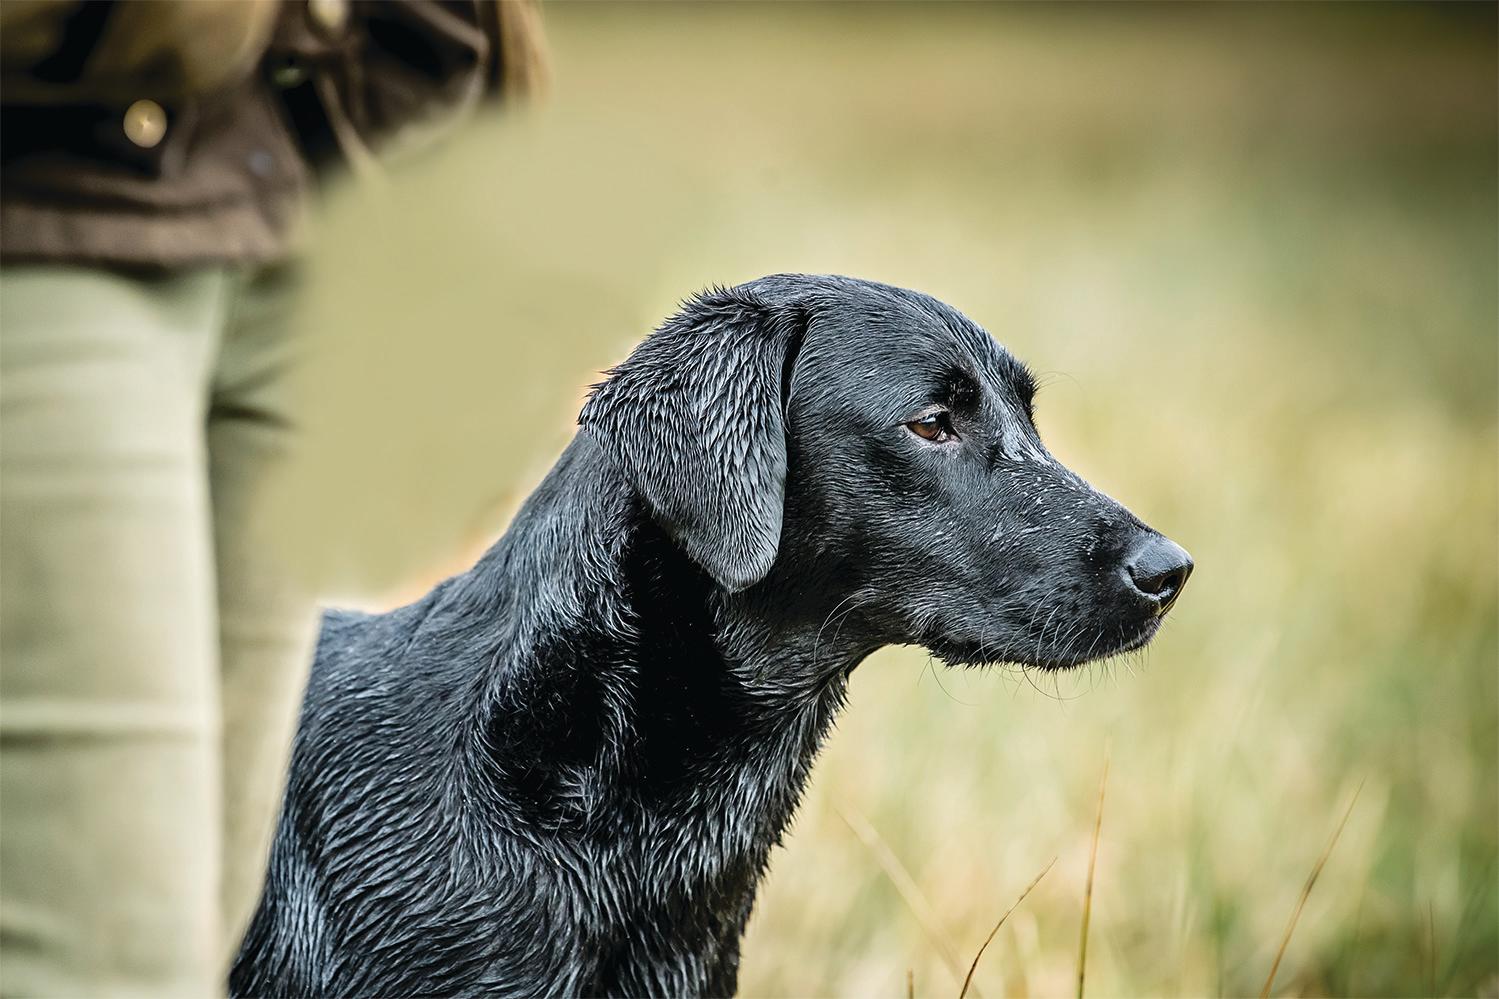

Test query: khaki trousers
[0,265,317,997]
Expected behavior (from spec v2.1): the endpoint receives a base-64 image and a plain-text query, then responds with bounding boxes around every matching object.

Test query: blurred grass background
[265,4,1497,995]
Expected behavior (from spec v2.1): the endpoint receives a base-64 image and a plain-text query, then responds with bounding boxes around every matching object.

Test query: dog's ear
[579,287,806,592]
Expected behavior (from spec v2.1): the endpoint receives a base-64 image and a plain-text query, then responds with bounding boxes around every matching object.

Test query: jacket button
[308,0,349,33]
[123,99,167,149]
[271,60,308,88]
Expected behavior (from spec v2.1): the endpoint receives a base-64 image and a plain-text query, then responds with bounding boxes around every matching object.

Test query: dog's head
[580,274,1191,670]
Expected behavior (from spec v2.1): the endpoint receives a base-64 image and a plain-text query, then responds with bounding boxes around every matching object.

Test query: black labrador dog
[232,274,1192,998]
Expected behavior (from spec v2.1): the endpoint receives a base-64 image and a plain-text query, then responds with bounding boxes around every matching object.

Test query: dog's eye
[906,412,956,443]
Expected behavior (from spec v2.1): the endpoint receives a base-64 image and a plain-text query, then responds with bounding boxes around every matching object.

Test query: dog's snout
[1123,535,1193,614]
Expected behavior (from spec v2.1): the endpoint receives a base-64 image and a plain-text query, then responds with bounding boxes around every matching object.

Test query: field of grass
[271,5,1497,995]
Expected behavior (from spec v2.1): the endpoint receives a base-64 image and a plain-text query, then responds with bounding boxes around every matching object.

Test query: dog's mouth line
[1047,617,1161,669]
[930,615,1161,672]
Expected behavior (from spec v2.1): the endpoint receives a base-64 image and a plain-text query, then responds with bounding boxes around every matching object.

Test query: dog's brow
[1007,362,1038,410]
[877,384,937,424]
[944,369,981,408]
[935,312,1022,388]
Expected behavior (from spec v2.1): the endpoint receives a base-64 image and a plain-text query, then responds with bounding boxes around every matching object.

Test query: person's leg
[207,263,319,962]
[0,265,228,998]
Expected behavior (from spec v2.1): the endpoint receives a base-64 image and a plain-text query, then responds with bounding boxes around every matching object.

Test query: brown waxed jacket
[0,0,546,267]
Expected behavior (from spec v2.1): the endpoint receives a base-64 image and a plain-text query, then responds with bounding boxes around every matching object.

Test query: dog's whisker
[823,593,871,669]
[1034,603,1060,667]
[1018,660,1067,703]
[926,651,980,706]
[808,591,864,678]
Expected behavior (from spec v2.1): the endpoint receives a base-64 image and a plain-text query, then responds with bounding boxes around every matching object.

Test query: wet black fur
[232,275,1188,997]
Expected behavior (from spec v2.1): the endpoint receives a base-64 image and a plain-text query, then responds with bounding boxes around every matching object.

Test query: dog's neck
[447,433,874,934]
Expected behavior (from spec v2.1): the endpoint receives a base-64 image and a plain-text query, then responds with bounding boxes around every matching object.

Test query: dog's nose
[1123,534,1193,614]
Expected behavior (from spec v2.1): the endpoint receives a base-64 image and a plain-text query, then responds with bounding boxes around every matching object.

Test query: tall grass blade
[838,805,976,998]
[1259,779,1364,999]
[958,856,1057,999]
[1077,753,1110,999]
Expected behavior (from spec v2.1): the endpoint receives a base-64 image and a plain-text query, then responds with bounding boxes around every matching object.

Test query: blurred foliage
[263,3,1497,995]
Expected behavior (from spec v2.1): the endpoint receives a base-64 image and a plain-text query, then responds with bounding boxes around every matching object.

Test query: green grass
[271,4,1497,994]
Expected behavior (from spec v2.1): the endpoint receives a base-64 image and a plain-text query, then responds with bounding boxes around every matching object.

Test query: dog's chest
[552,808,773,996]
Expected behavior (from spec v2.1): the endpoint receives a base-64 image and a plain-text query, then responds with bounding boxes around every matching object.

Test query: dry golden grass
[962,857,1056,999]
[1078,755,1109,999]
[1261,783,1365,999]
